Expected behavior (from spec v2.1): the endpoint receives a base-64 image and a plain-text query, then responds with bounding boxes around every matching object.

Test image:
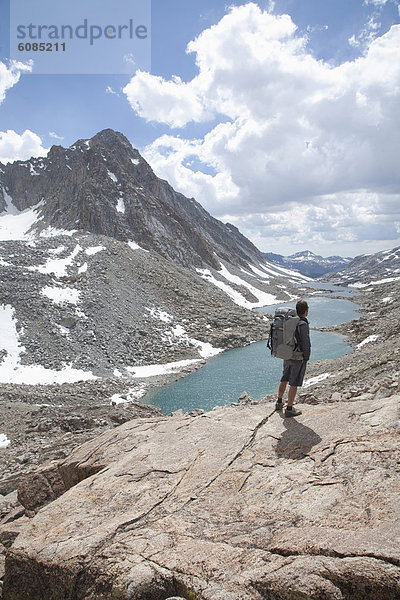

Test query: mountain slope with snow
[326,246,400,285]
[0,234,273,382]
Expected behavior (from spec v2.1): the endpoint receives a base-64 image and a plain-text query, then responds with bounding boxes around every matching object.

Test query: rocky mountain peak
[0,128,268,272]
[88,128,133,151]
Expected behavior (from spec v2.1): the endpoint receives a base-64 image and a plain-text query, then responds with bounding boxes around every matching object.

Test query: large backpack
[267,307,302,360]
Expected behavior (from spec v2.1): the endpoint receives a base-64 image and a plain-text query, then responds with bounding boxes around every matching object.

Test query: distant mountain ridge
[264,250,352,278]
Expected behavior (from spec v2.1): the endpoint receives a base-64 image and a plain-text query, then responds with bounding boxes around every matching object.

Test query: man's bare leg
[278,381,287,399]
[287,385,297,407]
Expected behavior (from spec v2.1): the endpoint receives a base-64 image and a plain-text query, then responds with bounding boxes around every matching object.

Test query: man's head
[296,299,309,317]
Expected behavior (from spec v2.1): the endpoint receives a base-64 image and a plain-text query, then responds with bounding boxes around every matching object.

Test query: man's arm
[298,321,311,361]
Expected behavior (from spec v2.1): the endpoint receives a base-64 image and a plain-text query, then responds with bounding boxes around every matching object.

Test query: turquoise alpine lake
[143,288,361,415]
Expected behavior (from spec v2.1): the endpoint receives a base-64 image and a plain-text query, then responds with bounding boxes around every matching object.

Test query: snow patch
[110,384,147,405]
[197,265,278,309]
[131,158,140,165]
[147,308,173,323]
[107,170,118,183]
[261,261,311,282]
[85,245,105,256]
[304,373,333,387]
[116,198,125,214]
[127,359,201,378]
[162,320,223,359]
[56,324,70,337]
[218,263,278,306]
[0,192,41,241]
[197,268,251,308]
[247,264,270,281]
[350,276,400,288]
[1,190,20,215]
[41,286,80,305]
[30,244,82,277]
[128,240,147,252]
[48,245,65,255]
[0,434,10,448]
[39,227,76,238]
[191,339,222,359]
[356,335,378,349]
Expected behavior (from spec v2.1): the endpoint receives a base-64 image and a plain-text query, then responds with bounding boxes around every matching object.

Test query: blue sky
[1,0,400,256]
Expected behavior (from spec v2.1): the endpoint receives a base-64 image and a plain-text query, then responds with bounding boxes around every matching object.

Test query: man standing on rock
[276,300,311,417]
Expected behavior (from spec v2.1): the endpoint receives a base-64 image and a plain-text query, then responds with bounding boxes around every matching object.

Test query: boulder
[4,397,400,600]
[17,464,66,513]
[0,516,30,549]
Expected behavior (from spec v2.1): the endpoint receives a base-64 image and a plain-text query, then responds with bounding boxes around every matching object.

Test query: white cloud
[106,85,120,96]
[49,131,64,141]
[0,60,31,104]
[124,71,212,127]
[349,13,382,50]
[364,0,389,5]
[123,3,400,254]
[0,62,49,164]
[0,129,49,164]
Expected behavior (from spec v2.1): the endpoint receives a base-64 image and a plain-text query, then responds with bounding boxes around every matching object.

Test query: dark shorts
[281,359,307,387]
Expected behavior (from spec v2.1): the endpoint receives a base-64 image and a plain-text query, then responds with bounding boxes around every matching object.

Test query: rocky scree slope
[0,231,273,492]
[0,233,271,377]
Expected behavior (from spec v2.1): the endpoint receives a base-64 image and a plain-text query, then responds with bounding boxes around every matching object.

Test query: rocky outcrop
[16,464,66,514]
[0,388,164,499]
[4,395,400,600]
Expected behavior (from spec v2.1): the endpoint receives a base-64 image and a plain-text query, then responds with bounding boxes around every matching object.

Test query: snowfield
[0,192,40,241]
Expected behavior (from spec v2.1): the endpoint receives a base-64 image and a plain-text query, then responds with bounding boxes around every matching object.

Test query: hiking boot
[285,406,302,417]
[275,400,284,411]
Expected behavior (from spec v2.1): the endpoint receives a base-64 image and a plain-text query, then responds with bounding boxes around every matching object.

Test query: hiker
[275,299,311,417]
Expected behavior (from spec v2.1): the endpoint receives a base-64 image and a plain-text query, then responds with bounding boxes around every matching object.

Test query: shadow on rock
[275,416,322,460]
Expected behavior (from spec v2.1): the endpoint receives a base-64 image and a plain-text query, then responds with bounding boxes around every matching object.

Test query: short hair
[296,299,308,316]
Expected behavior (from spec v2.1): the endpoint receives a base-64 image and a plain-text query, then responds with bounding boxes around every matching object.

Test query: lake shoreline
[140,283,363,413]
